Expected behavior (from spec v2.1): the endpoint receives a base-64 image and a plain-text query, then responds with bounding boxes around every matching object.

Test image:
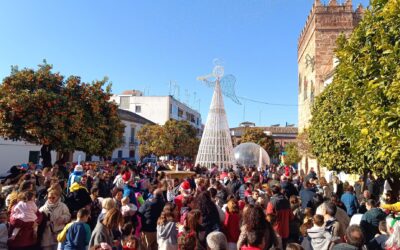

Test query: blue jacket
[123,184,139,207]
[341,192,359,216]
[299,187,315,209]
[64,222,91,250]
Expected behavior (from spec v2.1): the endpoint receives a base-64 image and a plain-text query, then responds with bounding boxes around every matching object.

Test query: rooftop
[117,109,155,125]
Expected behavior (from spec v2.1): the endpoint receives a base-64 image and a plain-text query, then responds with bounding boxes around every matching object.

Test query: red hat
[180,181,191,191]
[122,171,131,182]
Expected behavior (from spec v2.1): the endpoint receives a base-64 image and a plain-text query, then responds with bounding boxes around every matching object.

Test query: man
[206,229,228,250]
[341,186,359,217]
[332,225,365,250]
[139,189,165,250]
[358,190,371,214]
[280,175,298,199]
[322,201,344,241]
[266,185,293,248]
[300,182,316,209]
[360,199,386,242]
[226,172,241,196]
[65,176,92,217]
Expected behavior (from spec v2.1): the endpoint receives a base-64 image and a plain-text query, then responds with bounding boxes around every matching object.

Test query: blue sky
[0,0,369,128]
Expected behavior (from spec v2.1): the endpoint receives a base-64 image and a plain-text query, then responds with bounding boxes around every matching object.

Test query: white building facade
[0,109,153,172]
[111,90,202,133]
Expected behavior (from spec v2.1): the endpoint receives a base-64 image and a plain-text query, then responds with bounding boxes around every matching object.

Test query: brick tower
[297,0,363,175]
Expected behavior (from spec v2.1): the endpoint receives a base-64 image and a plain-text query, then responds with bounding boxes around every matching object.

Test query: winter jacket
[157,221,178,250]
[64,222,91,250]
[139,196,165,232]
[8,211,42,249]
[341,192,359,216]
[300,187,316,209]
[224,212,240,243]
[89,221,112,248]
[65,183,92,215]
[367,234,388,250]
[360,207,386,242]
[226,179,241,196]
[307,225,333,250]
[123,184,139,207]
[39,199,71,248]
[266,194,293,239]
[332,243,364,250]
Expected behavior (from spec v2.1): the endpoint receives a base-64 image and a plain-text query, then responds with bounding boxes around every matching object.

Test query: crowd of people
[0,160,399,250]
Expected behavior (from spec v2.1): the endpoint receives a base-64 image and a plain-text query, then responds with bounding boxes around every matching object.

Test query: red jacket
[223,211,240,242]
[8,212,42,249]
[266,194,293,239]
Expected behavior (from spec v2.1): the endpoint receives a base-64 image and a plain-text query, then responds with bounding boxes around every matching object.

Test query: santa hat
[180,181,191,196]
[122,171,131,182]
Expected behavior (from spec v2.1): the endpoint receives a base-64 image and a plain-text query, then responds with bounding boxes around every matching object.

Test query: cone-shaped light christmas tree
[196,79,235,169]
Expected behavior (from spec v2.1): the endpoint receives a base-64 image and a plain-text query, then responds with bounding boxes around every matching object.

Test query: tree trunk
[41,145,52,168]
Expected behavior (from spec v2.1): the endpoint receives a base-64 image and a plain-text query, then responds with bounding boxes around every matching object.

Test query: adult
[111,187,123,209]
[139,188,165,250]
[194,191,221,236]
[156,203,179,250]
[89,208,124,248]
[358,190,371,214]
[89,187,102,230]
[341,186,359,217]
[319,177,332,199]
[266,185,293,248]
[332,225,365,250]
[237,204,278,250]
[332,176,344,199]
[367,175,380,201]
[65,176,92,217]
[280,176,298,199]
[321,202,344,241]
[39,188,71,250]
[97,172,112,198]
[206,231,228,250]
[299,182,316,209]
[359,199,386,242]
[226,172,241,196]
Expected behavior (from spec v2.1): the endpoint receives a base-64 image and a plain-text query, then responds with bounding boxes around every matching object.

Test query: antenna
[197,59,241,105]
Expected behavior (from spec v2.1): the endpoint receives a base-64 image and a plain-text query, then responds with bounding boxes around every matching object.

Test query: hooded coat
[157,221,178,250]
[307,226,333,250]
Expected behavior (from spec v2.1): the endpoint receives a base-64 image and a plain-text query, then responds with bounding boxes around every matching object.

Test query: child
[177,230,197,250]
[64,208,91,250]
[157,203,178,250]
[240,230,265,250]
[367,220,389,250]
[300,221,313,250]
[122,235,139,250]
[303,207,313,224]
[121,197,138,220]
[224,199,240,250]
[307,214,332,250]
[9,191,37,240]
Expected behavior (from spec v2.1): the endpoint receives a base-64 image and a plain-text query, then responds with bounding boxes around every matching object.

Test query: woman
[39,189,71,250]
[319,177,332,199]
[181,209,206,250]
[224,199,240,250]
[89,208,124,248]
[89,187,102,230]
[237,204,278,250]
[194,191,221,236]
[98,198,116,222]
[157,203,179,250]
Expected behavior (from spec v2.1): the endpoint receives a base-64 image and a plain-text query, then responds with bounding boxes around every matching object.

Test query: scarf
[41,198,61,216]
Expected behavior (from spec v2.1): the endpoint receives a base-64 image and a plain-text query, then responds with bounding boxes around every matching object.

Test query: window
[28,151,40,164]
[197,118,200,125]
[135,105,141,113]
[120,96,130,109]
[85,154,92,161]
[130,127,135,144]
[118,150,123,158]
[129,150,135,158]
[170,104,173,114]
[178,108,183,118]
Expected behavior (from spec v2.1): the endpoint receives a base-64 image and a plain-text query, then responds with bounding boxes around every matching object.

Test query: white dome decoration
[233,142,270,169]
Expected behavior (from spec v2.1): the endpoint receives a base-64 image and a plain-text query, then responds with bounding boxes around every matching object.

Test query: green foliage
[284,142,301,166]
[240,127,278,159]
[137,119,199,158]
[0,62,124,164]
[309,0,400,177]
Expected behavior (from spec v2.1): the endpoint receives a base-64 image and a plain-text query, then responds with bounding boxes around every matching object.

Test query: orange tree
[0,62,124,167]
[240,127,278,159]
